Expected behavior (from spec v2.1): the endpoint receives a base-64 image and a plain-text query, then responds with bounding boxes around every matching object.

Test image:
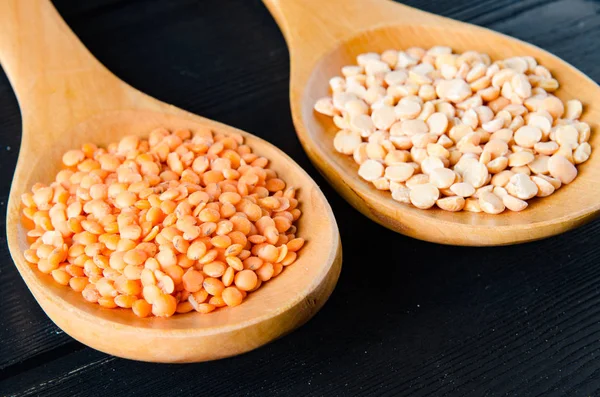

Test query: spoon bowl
[2,0,341,362]
[265,0,600,246]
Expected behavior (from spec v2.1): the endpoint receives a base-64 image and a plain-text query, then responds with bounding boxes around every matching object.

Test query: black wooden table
[2,0,600,395]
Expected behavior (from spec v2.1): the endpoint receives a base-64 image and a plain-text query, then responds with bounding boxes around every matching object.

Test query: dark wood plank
[2,0,600,396]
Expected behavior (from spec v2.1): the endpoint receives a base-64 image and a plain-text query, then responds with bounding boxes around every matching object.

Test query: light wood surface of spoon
[264,0,600,246]
[1,0,341,363]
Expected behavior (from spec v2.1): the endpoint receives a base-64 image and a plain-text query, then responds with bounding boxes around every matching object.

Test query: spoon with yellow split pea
[263,0,600,246]
[1,0,341,363]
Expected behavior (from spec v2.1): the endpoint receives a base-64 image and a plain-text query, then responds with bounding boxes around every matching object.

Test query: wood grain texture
[265,0,600,246]
[2,0,600,395]
[0,0,340,364]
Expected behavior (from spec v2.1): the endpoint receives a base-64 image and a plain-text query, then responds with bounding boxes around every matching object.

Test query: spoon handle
[0,1,112,110]
[0,0,156,144]
[262,0,448,91]
[263,0,437,56]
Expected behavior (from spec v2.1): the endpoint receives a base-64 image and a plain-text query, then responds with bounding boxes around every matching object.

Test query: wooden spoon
[264,0,600,246]
[1,0,341,363]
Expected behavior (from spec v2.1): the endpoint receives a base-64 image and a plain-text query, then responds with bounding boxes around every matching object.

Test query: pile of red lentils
[21,128,304,317]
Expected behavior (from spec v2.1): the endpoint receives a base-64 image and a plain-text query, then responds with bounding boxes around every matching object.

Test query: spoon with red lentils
[2,0,340,363]
[265,0,600,246]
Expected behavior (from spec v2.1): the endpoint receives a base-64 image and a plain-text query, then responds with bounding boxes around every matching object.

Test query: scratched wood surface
[2,0,600,395]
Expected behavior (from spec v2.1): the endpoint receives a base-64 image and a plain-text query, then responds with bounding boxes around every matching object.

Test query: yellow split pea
[316,47,593,215]
[21,127,305,318]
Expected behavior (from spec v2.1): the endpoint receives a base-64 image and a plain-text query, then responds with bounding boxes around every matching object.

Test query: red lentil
[21,129,304,318]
